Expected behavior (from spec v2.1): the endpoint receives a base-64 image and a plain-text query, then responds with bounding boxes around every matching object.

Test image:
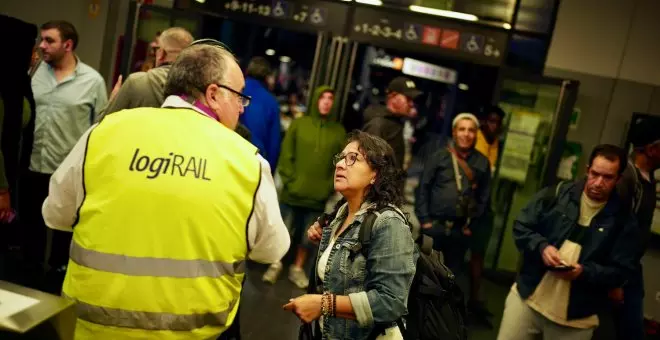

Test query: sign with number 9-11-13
[209,0,349,35]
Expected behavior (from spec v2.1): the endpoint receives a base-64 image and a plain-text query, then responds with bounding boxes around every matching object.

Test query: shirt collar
[336,201,401,218]
[46,55,83,76]
[161,95,217,120]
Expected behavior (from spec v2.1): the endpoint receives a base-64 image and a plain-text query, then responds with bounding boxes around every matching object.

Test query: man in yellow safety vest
[42,40,291,340]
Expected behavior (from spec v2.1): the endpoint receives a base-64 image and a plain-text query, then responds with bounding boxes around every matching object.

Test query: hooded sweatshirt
[362,104,405,169]
[278,86,346,210]
[97,64,171,120]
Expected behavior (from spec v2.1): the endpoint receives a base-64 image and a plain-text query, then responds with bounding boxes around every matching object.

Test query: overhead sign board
[349,6,508,66]
[402,58,457,84]
[208,0,349,35]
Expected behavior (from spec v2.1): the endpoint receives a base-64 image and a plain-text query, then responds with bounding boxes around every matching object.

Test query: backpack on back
[360,208,468,340]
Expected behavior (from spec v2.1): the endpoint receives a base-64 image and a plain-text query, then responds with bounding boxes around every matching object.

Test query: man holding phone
[497,144,640,340]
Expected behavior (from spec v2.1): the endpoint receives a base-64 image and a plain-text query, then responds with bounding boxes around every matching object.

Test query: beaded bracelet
[322,292,333,317]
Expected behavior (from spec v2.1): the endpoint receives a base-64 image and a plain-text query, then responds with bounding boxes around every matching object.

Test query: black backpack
[360,208,468,340]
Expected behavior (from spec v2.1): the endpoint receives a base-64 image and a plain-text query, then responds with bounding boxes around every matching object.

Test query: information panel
[208,0,349,35]
[349,6,508,66]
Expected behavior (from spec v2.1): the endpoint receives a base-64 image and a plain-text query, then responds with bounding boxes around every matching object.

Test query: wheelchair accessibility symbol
[404,23,421,42]
[272,0,290,18]
[310,7,327,25]
[461,34,484,54]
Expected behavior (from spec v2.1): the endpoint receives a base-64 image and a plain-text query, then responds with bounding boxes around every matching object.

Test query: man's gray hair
[164,44,236,98]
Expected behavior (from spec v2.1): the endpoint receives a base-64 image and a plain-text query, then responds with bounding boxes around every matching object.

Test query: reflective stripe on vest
[63,107,260,337]
[69,241,246,278]
[65,293,237,331]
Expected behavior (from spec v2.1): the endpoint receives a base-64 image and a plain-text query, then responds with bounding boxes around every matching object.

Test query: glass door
[117,2,201,81]
[485,72,578,273]
[118,1,339,134]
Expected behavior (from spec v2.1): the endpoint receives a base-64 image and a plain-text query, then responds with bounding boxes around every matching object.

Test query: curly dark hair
[331,130,406,214]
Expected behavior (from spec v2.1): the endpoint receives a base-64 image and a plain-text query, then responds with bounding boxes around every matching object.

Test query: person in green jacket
[263,86,346,288]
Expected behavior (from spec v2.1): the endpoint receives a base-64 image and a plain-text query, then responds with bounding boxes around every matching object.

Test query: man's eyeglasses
[217,84,251,107]
[333,152,360,166]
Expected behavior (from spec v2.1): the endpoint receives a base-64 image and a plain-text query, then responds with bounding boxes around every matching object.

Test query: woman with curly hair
[284,130,418,340]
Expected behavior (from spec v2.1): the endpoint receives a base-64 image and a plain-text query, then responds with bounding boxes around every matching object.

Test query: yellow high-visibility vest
[62,107,260,340]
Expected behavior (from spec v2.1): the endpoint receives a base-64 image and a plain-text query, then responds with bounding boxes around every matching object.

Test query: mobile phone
[549,265,575,272]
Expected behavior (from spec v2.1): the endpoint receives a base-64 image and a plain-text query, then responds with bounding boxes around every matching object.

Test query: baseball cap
[630,120,660,147]
[387,76,422,99]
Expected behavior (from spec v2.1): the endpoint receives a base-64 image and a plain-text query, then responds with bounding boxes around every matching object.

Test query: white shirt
[42,96,290,264]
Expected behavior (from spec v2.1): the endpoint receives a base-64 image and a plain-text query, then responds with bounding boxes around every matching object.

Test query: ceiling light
[458,83,469,91]
[279,56,291,63]
[356,0,383,6]
[408,6,478,21]
[265,49,275,56]
[195,0,206,3]
[502,23,512,30]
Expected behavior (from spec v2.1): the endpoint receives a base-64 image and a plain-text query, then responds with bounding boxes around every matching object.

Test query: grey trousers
[497,288,595,340]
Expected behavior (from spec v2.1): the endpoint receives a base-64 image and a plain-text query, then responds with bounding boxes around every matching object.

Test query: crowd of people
[0,14,658,340]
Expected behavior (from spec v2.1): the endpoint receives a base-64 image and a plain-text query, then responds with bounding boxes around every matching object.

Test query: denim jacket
[313,202,418,340]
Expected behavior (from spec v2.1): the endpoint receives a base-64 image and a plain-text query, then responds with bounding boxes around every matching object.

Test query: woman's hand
[307,222,322,245]
[282,294,322,323]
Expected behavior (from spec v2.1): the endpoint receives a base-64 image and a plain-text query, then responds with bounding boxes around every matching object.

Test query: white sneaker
[262,262,283,284]
[288,265,309,289]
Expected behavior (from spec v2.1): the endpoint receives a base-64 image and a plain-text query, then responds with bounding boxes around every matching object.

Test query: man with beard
[497,144,639,340]
[23,20,107,290]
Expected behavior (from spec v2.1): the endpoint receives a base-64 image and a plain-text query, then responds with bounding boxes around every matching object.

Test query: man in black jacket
[497,144,639,340]
[415,113,491,273]
[362,76,421,170]
[607,124,659,340]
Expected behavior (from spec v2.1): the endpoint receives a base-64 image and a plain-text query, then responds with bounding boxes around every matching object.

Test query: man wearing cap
[362,76,421,169]
[415,113,491,275]
[608,124,659,340]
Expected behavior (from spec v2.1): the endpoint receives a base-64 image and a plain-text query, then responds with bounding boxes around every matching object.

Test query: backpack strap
[628,161,643,215]
[358,207,407,258]
[542,180,566,210]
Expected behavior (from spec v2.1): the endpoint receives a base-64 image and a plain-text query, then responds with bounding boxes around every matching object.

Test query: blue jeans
[613,268,645,340]
[280,204,322,250]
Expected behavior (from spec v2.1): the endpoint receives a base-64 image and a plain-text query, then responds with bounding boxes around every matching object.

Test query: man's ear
[64,39,73,52]
[203,84,216,107]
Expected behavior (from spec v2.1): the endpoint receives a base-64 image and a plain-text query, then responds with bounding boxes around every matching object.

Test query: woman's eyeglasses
[333,152,359,166]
